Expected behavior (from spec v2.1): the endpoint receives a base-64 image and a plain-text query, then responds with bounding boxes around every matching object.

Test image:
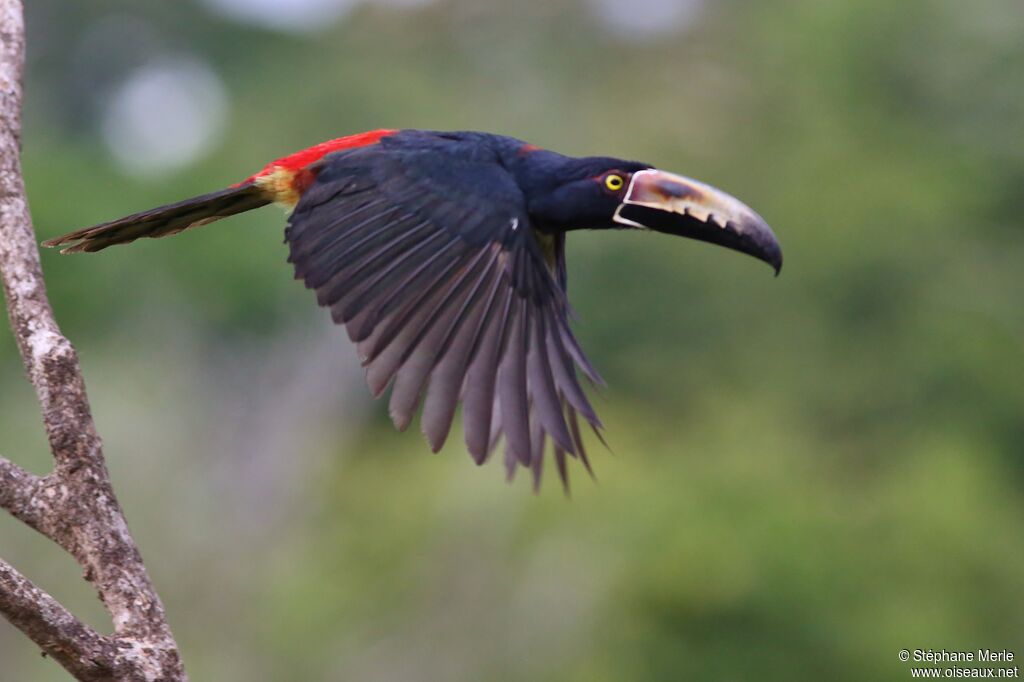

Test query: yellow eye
[605,174,624,191]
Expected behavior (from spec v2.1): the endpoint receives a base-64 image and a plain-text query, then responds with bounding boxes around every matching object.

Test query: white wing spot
[511,218,519,231]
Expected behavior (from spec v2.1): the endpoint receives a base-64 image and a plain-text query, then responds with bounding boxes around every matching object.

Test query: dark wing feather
[462,273,511,463]
[285,133,602,488]
[498,296,531,466]
[420,247,504,451]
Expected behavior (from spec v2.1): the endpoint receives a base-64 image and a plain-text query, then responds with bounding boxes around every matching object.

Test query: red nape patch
[241,129,398,184]
[292,166,319,196]
[517,143,543,155]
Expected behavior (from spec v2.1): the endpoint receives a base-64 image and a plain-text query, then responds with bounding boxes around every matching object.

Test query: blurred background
[2,0,1023,679]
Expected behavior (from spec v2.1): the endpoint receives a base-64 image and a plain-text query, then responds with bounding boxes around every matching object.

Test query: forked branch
[0,2,187,679]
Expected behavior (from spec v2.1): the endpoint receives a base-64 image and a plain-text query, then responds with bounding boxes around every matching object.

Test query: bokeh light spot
[101,58,229,177]
[199,0,435,33]
[589,0,704,40]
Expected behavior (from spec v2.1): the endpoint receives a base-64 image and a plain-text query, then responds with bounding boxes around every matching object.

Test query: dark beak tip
[748,219,782,277]
[735,218,782,276]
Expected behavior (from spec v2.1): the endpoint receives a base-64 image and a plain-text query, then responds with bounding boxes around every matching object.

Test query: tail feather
[43,183,271,253]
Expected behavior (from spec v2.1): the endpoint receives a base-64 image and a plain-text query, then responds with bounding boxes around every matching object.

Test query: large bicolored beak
[613,169,782,274]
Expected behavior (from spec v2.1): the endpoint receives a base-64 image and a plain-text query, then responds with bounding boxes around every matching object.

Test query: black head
[524,154,782,274]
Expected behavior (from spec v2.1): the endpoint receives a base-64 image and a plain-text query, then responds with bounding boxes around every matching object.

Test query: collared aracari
[45,129,781,489]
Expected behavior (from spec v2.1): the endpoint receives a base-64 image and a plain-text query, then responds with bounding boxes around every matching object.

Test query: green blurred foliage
[2,0,1023,680]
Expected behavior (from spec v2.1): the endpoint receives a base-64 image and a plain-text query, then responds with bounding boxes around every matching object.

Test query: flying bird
[44,129,781,489]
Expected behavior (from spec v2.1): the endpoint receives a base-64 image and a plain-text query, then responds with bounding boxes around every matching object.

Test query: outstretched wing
[285,133,601,488]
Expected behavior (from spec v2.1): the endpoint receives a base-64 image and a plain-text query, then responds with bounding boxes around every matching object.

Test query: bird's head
[527,156,782,274]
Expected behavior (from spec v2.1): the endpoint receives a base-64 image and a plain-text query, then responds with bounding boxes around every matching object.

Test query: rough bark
[0,1,188,679]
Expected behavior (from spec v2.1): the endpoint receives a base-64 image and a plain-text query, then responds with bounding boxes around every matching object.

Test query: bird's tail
[42,182,271,253]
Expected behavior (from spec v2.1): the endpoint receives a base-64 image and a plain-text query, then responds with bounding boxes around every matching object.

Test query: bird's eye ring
[605,174,625,191]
